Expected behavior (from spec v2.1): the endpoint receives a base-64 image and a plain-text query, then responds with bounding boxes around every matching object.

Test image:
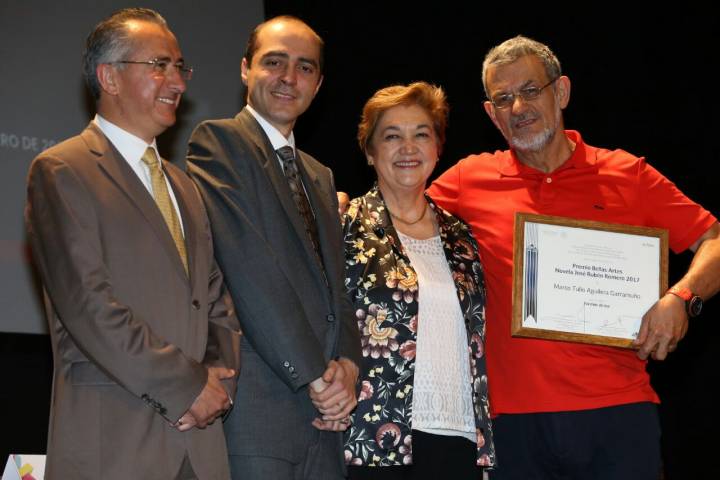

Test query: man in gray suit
[25,8,241,479]
[186,15,361,480]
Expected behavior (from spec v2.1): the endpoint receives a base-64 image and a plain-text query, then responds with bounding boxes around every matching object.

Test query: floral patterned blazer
[342,186,496,468]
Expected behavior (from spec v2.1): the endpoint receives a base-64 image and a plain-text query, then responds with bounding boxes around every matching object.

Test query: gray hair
[482,35,562,98]
[82,8,168,99]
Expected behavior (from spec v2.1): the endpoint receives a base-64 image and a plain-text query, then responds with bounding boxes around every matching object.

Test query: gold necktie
[141,147,188,274]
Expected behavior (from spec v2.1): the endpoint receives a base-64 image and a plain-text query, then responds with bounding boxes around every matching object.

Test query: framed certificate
[512,213,668,348]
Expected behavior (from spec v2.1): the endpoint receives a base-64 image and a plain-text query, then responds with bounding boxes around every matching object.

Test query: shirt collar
[94,114,160,168]
[497,130,596,176]
[245,105,296,154]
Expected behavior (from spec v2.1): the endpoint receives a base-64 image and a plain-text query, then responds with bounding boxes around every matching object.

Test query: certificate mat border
[511,213,668,348]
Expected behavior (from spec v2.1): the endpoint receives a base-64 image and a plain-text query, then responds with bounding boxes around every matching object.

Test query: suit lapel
[81,123,188,281]
[236,110,323,270]
[294,153,337,273]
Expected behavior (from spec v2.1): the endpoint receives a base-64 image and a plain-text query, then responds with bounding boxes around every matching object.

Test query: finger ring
[339,417,351,424]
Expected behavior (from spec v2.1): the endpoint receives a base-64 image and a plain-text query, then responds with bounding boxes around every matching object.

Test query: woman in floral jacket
[342,82,496,479]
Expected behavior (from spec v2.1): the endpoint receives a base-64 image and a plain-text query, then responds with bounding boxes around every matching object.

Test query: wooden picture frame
[512,213,668,348]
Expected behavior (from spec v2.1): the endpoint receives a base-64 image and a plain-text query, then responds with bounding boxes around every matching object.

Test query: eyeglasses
[489,77,558,109]
[114,58,193,80]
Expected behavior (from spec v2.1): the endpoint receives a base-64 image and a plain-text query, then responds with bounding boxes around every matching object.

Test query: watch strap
[667,286,692,302]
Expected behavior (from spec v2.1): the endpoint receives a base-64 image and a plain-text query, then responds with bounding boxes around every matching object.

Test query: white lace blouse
[397,231,476,442]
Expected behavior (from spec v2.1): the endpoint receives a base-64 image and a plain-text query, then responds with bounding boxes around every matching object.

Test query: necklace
[387,203,428,226]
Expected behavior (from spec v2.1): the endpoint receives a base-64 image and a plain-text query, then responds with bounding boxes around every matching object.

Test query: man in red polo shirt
[427,36,720,479]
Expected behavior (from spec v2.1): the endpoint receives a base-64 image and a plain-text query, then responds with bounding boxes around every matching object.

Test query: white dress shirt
[94,114,184,236]
[246,105,315,216]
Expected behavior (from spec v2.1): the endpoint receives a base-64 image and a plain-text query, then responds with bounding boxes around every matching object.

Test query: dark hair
[358,81,449,156]
[82,8,168,99]
[244,15,324,72]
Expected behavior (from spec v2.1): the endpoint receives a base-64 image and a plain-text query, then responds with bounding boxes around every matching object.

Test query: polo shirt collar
[497,130,596,176]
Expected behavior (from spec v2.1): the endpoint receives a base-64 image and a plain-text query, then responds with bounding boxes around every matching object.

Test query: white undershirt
[94,114,184,236]
[398,231,476,443]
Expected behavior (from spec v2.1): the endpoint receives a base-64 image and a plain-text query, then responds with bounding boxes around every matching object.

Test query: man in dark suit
[25,8,241,479]
[186,15,361,480]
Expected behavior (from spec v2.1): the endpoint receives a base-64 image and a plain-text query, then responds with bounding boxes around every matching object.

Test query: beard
[508,103,562,152]
[510,125,555,152]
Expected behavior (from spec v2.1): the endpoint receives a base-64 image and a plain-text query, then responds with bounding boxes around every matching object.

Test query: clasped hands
[309,357,359,432]
[173,366,236,432]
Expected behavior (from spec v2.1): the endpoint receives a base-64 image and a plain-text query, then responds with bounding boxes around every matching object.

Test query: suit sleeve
[26,155,207,422]
[328,173,362,368]
[187,122,326,392]
[196,178,242,397]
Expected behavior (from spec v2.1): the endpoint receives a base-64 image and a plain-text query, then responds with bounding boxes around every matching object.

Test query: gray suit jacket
[25,123,241,480]
[186,108,361,473]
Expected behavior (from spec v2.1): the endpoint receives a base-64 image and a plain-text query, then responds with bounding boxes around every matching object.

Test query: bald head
[244,15,324,73]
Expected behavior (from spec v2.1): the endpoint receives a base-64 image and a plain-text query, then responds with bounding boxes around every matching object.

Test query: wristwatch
[667,286,703,317]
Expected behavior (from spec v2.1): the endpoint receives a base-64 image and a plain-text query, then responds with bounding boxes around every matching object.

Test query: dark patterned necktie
[276,146,323,262]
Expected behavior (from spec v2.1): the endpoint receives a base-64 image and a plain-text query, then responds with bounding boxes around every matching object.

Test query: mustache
[512,112,537,123]
[271,84,298,97]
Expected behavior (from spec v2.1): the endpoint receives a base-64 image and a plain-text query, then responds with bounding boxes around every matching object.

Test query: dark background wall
[1,2,718,478]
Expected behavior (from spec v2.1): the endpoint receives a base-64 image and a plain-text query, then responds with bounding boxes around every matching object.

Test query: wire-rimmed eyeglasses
[114,58,193,80]
[489,77,558,109]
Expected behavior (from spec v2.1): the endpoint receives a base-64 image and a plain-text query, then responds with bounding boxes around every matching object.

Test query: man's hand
[337,192,350,217]
[309,358,359,426]
[633,294,688,361]
[174,366,235,432]
[311,417,352,432]
[635,223,720,361]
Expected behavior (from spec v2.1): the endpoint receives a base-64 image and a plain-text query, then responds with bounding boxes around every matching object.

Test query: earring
[367,158,374,165]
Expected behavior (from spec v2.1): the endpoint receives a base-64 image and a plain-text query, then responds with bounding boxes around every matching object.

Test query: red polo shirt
[428,130,716,414]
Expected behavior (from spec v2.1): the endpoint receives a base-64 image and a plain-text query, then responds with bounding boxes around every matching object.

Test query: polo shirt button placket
[539,175,556,207]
